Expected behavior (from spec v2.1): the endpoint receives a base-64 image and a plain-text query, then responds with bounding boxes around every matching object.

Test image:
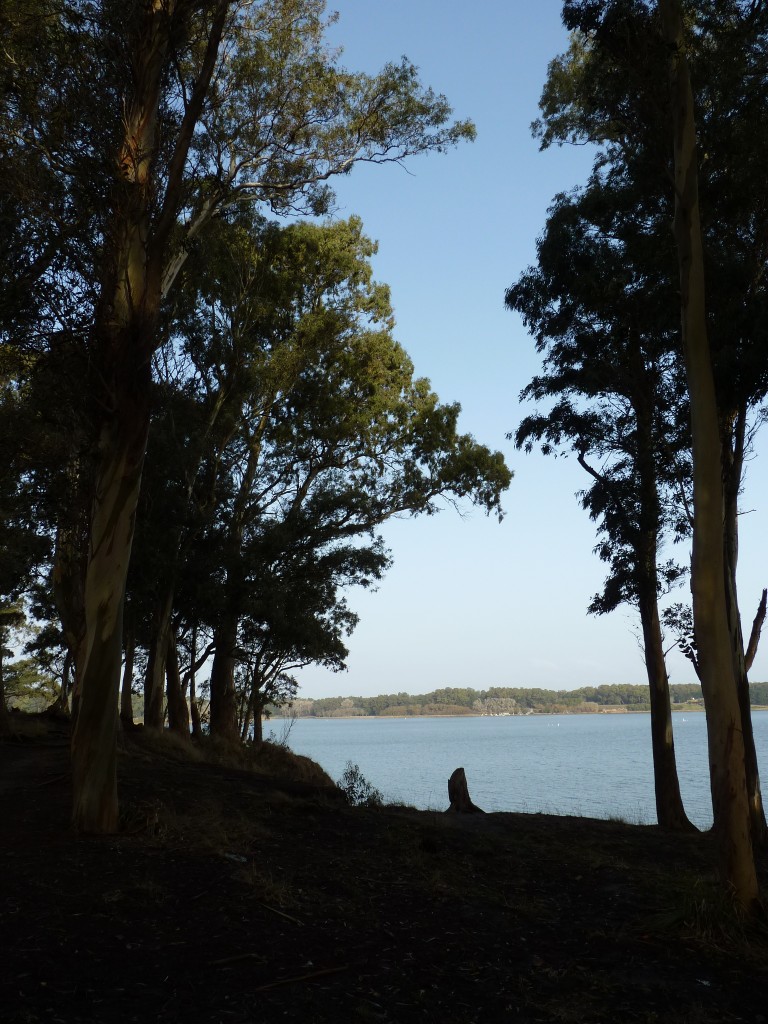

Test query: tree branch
[745,588,767,673]
[153,0,232,261]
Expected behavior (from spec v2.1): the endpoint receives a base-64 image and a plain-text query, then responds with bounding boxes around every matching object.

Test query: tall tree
[658,0,759,910]
[4,0,476,829]
[537,0,767,904]
[507,178,693,830]
[130,214,511,742]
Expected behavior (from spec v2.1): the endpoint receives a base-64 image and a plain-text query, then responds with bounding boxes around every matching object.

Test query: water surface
[273,711,768,828]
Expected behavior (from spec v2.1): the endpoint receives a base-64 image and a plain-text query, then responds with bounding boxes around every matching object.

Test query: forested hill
[278,683,768,718]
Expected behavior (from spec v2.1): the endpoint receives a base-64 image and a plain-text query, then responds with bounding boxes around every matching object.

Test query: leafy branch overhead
[132,211,510,741]
[508,0,768,854]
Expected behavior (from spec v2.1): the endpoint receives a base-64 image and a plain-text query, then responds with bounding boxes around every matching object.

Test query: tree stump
[447,767,485,813]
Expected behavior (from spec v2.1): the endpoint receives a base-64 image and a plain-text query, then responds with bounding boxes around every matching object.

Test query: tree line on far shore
[274,683,768,719]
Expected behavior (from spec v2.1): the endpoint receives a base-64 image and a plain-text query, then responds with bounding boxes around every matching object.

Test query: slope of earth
[1,717,767,1024]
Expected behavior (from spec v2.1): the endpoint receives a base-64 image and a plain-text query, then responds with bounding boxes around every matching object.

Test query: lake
[271,711,768,829]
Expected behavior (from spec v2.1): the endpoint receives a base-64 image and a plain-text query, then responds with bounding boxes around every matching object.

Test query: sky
[293,0,768,699]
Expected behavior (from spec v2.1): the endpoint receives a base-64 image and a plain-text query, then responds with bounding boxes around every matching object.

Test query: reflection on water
[280,711,768,828]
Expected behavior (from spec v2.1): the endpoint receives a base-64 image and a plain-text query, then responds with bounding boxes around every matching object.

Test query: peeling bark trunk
[49,650,73,716]
[723,407,767,845]
[638,585,695,831]
[143,587,174,730]
[240,693,253,743]
[119,618,136,729]
[630,340,693,832]
[69,634,88,724]
[659,0,759,909]
[725,579,766,847]
[166,630,190,739]
[725,565,766,845]
[52,477,89,724]
[745,590,767,673]
[187,623,204,740]
[209,615,239,741]
[70,0,170,832]
[252,704,264,747]
[189,671,203,741]
[69,0,230,830]
[71,404,149,833]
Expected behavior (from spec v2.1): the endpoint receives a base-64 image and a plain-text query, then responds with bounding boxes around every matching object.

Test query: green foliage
[337,761,383,808]
[1,0,477,318]
[0,351,58,608]
[507,123,690,619]
[662,603,699,677]
[280,683,668,717]
[1,0,486,738]
[548,0,768,420]
[283,681,768,717]
[130,210,510,726]
[749,682,768,706]
[3,657,58,711]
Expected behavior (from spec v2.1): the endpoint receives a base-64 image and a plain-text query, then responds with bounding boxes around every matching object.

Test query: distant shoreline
[276,684,768,723]
[271,706,724,721]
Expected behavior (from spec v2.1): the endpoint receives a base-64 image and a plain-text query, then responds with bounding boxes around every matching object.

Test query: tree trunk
[252,703,264,747]
[659,0,760,910]
[69,0,230,830]
[240,693,253,743]
[638,585,695,830]
[745,589,767,673]
[630,339,693,832]
[166,630,190,739]
[189,670,203,741]
[52,473,89,724]
[209,615,240,742]
[722,406,766,845]
[187,623,204,740]
[71,406,149,833]
[143,586,174,730]
[49,649,73,716]
[119,617,136,729]
[0,645,11,735]
[447,767,484,813]
[70,0,173,832]
[725,565,766,846]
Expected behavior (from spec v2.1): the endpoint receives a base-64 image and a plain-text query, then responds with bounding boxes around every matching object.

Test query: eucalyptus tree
[127,364,220,733]
[4,0,477,829]
[657,0,761,908]
[507,176,694,830]
[130,213,510,742]
[0,1,100,341]
[0,346,70,728]
[532,0,768,905]
[232,554,370,744]
[684,1,768,850]
[0,353,51,617]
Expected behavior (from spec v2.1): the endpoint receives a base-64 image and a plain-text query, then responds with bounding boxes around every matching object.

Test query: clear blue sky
[294,0,768,699]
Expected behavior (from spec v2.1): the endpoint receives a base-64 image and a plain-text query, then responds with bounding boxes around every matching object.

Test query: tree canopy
[0,0,509,830]
[510,0,768,904]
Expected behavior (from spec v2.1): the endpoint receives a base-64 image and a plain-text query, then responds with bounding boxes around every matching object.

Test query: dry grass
[120,728,336,788]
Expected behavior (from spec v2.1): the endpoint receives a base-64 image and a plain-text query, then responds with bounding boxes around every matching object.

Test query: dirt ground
[2,717,768,1024]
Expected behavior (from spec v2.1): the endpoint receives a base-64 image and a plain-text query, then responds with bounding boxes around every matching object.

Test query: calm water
[274,711,768,829]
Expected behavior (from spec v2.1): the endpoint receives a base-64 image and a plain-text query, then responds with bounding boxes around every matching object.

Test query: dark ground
[2,716,768,1024]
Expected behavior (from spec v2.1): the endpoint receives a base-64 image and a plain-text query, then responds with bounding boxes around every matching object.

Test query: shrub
[337,761,383,807]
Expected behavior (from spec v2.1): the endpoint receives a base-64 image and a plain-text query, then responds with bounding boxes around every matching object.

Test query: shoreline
[271,707,721,721]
